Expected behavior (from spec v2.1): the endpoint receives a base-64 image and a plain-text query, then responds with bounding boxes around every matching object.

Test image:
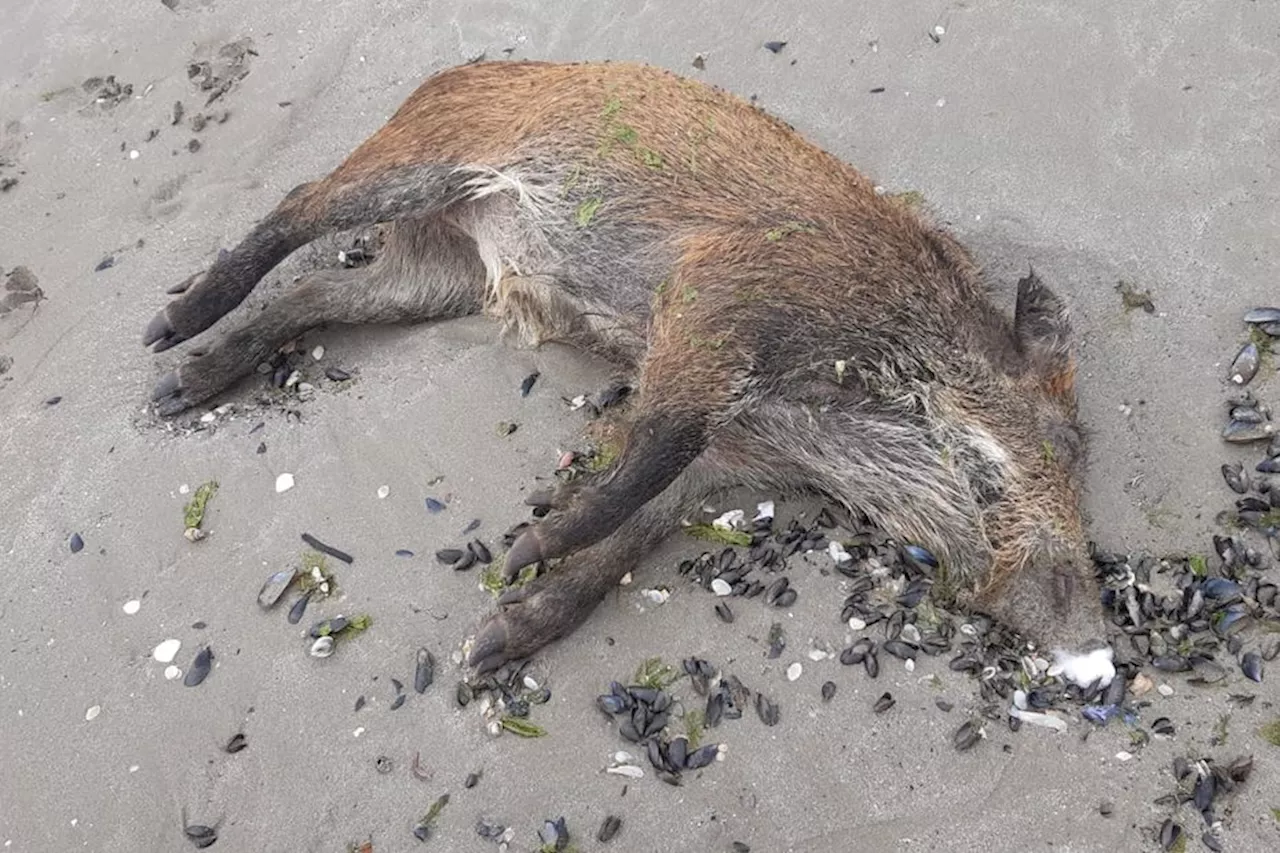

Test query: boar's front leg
[467,456,725,674]
[499,269,748,582]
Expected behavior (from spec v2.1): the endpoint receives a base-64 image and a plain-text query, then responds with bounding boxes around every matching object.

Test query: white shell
[309,636,335,658]
[311,346,325,360]
[122,600,140,615]
[786,662,803,681]
[710,578,733,597]
[377,485,390,499]
[152,639,181,663]
[606,764,644,779]
[85,705,101,721]
[275,473,295,493]
[847,617,867,631]
[164,666,181,680]
[641,588,670,605]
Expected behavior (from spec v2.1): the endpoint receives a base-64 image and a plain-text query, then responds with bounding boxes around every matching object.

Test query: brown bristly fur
[142,60,1106,672]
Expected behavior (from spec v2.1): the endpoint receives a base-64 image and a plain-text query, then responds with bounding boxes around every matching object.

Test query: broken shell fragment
[309,636,335,658]
[257,569,297,609]
[153,639,182,663]
[1228,342,1260,386]
[183,646,213,687]
[415,648,436,693]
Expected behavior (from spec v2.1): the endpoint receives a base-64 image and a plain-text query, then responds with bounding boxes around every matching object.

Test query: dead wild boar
[142,60,1109,677]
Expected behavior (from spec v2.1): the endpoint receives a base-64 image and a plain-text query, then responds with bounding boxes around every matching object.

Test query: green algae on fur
[765,220,817,241]
[575,197,602,227]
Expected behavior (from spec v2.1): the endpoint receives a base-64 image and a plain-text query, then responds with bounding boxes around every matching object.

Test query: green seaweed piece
[1260,718,1280,746]
[419,792,450,827]
[684,523,752,547]
[500,716,547,737]
[336,613,372,638]
[586,440,621,472]
[887,189,925,209]
[633,657,680,690]
[1115,280,1155,314]
[1212,713,1231,746]
[480,559,507,596]
[296,551,336,597]
[1188,554,1208,577]
[183,480,219,530]
[683,709,704,748]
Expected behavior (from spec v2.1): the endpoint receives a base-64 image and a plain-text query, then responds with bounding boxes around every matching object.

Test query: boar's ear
[1014,267,1076,397]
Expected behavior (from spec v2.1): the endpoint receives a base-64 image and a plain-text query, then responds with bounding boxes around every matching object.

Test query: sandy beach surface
[1,1,1278,851]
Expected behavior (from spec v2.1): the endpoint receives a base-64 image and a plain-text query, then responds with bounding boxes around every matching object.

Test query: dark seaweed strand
[301,532,354,564]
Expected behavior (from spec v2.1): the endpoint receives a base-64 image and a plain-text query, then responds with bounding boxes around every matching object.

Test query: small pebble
[1157,684,1174,697]
[1115,751,1133,762]
[69,533,84,553]
[275,473,295,493]
[847,617,866,631]
[85,705,101,721]
[311,346,324,360]
[710,578,733,596]
[122,600,140,615]
[163,665,181,680]
[152,639,181,663]
[377,485,389,499]
[128,149,139,160]
[785,662,802,681]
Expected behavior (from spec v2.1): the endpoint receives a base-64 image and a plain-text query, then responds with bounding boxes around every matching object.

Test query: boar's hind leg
[151,218,484,416]
[143,164,475,353]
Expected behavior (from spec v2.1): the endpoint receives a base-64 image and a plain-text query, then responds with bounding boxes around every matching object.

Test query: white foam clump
[712,509,745,531]
[1048,646,1116,689]
[828,541,852,564]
